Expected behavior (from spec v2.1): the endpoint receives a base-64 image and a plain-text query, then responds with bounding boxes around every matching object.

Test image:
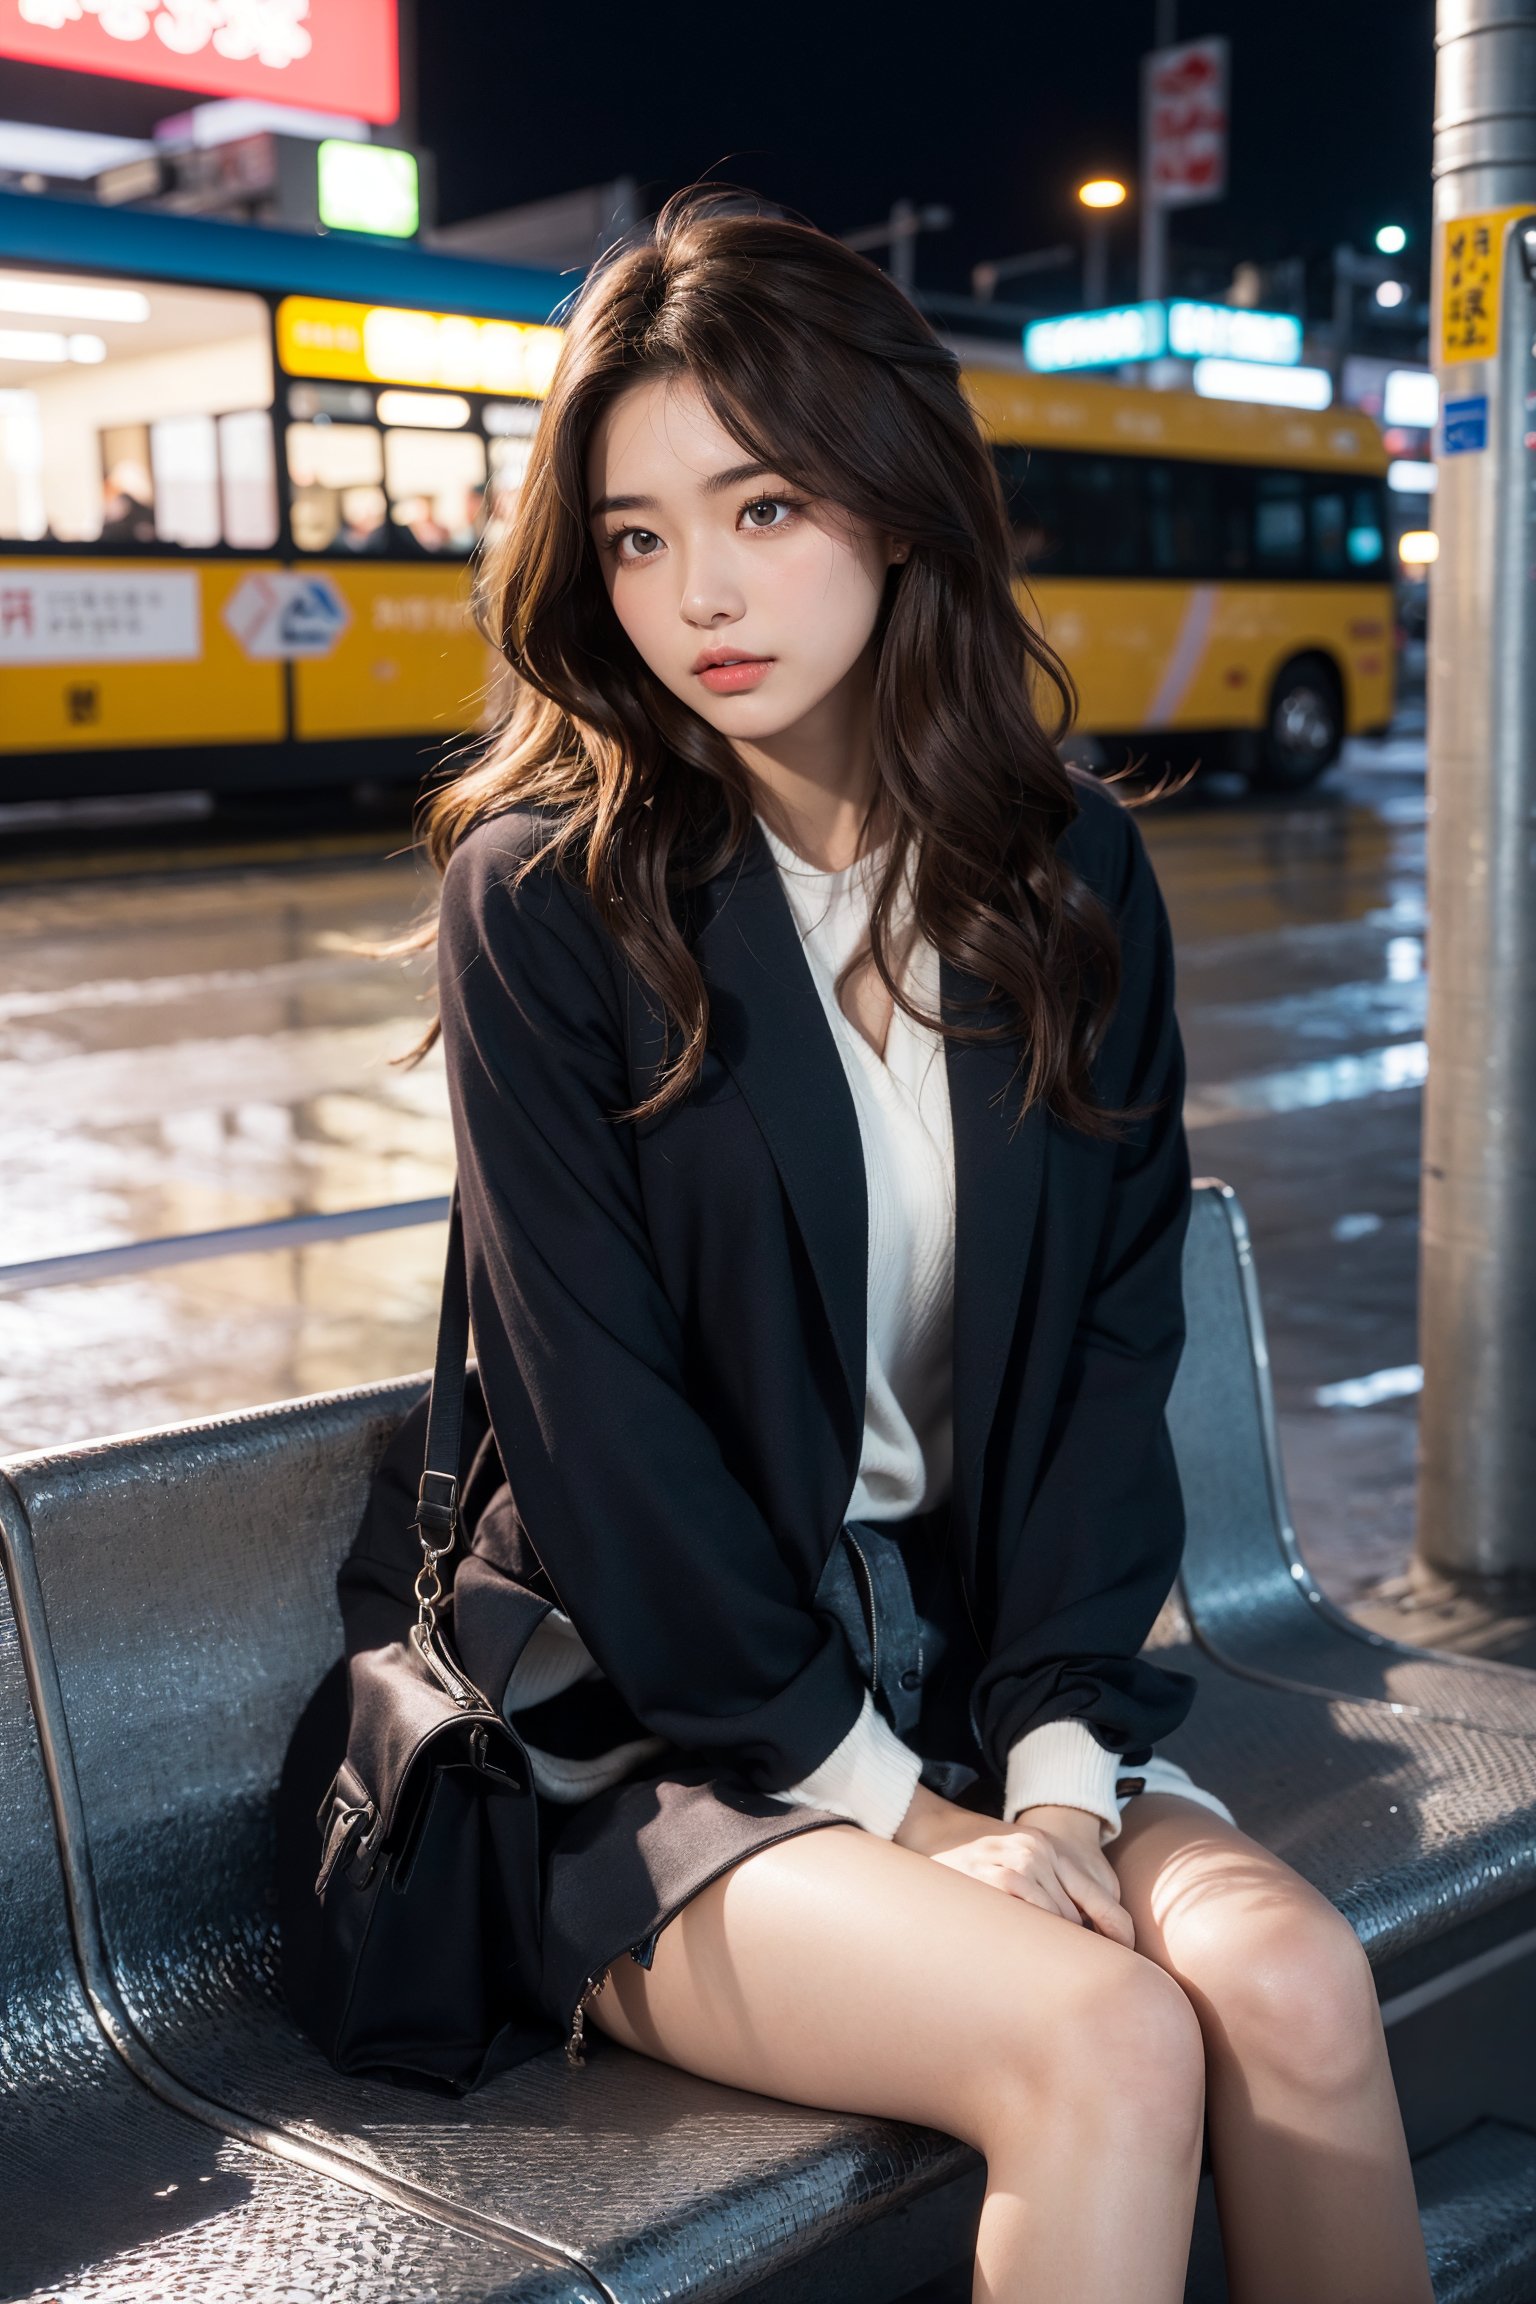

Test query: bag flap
[346,1634,525,1838]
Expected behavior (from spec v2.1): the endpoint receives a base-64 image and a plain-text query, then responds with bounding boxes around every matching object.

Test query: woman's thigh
[588,1819,1197,2150]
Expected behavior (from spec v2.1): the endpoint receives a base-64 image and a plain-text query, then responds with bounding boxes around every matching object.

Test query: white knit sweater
[758,815,1233,1847]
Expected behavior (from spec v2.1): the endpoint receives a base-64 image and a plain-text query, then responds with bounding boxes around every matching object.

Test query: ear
[889,540,912,566]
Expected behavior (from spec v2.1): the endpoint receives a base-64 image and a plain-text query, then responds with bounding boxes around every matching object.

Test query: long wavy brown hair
[403,186,1127,1134]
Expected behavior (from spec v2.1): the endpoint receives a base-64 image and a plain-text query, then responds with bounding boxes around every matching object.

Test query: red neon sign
[0,2,399,127]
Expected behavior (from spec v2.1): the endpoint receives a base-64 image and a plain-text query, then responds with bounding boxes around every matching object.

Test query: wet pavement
[0,729,1439,1627]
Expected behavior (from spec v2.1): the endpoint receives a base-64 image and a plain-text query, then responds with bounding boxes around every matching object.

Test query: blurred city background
[0,1,1471,1646]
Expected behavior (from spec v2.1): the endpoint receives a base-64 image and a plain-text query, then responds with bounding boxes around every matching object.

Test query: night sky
[1,2,1437,319]
[419,0,1436,315]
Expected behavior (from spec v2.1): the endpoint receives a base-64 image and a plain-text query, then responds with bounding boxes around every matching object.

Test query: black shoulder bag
[277,1191,553,2090]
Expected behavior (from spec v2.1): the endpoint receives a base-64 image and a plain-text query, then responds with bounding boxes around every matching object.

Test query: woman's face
[586,373,905,747]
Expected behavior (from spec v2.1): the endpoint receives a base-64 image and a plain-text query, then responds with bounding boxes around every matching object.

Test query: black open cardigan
[434,772,1197,1802]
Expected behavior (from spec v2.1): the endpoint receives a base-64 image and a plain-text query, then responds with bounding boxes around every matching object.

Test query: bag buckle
[412,1470,460,1635]
[315,1770,381,1897]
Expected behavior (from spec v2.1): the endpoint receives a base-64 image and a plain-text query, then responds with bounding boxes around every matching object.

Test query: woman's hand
[893,1784,1134,1946]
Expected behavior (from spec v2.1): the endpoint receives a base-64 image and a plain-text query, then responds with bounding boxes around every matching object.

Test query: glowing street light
[1076,178,1129,308]
[1375,224,1409,255]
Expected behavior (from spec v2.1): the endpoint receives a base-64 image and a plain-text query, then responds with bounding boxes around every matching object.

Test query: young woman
[415,192,1431,2303]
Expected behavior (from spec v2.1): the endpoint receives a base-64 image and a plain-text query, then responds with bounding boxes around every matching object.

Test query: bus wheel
[1252,655,1343,791]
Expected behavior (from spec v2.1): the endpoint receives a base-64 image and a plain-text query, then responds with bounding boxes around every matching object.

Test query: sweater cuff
[1003,1720,1125,1844]
[777,1687,922,1839]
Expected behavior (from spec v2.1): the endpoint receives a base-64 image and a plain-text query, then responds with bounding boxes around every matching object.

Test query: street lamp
[1077,177,1129,308]
[1375,223,1409,255]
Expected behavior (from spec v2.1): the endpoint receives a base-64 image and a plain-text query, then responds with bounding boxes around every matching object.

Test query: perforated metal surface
[1170,1188,1536,1741]
[1414,2121,1536,2304]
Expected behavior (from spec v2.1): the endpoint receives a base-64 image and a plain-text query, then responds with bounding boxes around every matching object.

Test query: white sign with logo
[223,571,350,660]
[0,568,201,664]
[1146,37,1229,210]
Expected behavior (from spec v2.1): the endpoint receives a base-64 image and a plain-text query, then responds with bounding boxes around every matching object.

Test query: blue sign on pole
[1442,395,1489,455]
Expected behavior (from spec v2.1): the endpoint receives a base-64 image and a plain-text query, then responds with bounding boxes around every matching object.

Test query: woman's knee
[1176,1886,1379,2098]
[985,1936,1206,2152]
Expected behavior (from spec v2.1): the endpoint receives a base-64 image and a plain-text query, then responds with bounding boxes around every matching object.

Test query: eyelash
[603,493,804,563]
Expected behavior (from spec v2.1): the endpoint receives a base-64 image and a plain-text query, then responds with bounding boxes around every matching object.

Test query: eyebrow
[588,460,781,519]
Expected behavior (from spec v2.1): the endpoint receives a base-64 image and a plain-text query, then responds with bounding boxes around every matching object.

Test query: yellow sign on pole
[1440,206,1536,364]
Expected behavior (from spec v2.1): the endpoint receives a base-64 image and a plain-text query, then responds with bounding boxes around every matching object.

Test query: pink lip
[692,650,773,695]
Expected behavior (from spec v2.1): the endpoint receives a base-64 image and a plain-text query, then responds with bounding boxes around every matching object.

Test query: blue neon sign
[1024,297,1303,376]
[1024,302,1166,373]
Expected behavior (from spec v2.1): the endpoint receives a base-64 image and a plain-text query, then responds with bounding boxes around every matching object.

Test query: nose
[678,534,746,629]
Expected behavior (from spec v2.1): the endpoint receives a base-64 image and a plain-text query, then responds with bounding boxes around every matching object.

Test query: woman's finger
[1058,1858,1136,1945]
[1004,1862,1083,1926]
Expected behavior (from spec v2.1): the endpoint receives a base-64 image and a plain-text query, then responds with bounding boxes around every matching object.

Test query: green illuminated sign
[316,140,420,239]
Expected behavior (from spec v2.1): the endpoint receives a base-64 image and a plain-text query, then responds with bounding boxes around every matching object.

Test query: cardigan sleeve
[970,798,1198,1790]
[436,819,871,1794]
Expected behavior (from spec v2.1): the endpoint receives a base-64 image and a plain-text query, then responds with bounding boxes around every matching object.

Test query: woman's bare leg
[589,1821,1204,2304]
[1111,1795,1433,2304]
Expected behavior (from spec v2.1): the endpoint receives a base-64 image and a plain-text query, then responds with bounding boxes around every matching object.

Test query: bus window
[0,270,272,549]
[991,445,1065,574]
[1144,459,1231,578]
[1252,472,1308,575]
[483,434,534,548]
[217,409,279,549]
[151,412,220,549]
[99,421,156,544]
[382,426,487,554]
[286,419,386,552]
[993,442,1387,586]
[1344,482,1387,574]
[1308,480,1350,577]
[288,382,375,422]
[1061,456,1141,576]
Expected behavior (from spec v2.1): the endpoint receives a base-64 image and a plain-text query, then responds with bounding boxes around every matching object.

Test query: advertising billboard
[0,1,399,127]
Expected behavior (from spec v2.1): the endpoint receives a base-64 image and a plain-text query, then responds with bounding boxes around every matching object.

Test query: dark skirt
[534,1497,998,2056]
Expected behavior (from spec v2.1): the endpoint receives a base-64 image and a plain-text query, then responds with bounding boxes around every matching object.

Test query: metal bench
[3,1182,1536,2303]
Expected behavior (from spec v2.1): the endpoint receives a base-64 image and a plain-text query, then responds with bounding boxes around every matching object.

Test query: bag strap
[412,1186,469,1635]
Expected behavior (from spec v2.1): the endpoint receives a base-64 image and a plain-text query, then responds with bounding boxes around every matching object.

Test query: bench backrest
[1166,1185,1536,1739]
[0,1568,84,2034]
[0,1381,422,1977]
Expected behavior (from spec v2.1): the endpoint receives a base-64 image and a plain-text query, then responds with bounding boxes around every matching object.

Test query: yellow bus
[0,192,1391,805]
[967,368,1395,790]
[0,189,563,803]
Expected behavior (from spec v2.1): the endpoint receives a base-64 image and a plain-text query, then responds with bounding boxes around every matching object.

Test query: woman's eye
[741,498,791,530]
[619,528,662,560]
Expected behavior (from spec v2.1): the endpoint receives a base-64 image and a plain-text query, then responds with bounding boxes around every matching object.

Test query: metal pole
[1083,215,1110,308]
[889,199,917,296]
[1331,242,1355,387]
[1138,1,1176,304]
[1415,0,1536,1584]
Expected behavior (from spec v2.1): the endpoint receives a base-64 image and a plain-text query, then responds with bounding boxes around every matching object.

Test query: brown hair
[406,186,1125,1133]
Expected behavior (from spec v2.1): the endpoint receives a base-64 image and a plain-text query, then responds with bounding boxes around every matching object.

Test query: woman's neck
[732,652,887,873]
